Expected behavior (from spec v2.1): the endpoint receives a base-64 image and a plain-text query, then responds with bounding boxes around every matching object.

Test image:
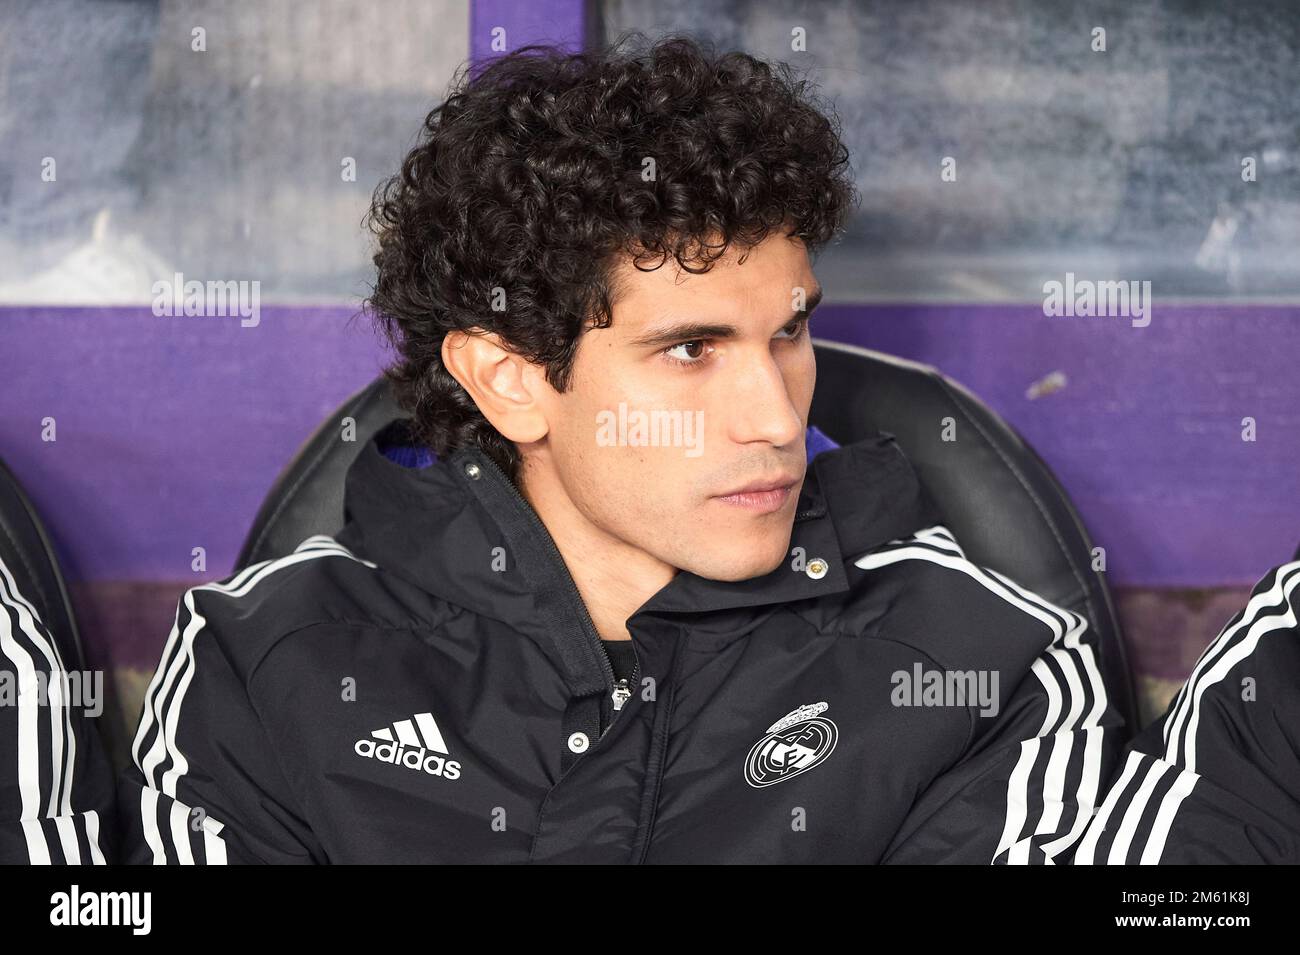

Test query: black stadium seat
[238,339,1139,739]
[0,455,86,675]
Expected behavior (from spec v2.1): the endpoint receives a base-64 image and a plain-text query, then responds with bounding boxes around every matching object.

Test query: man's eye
[663,340,712,364]
[661,322,806,366]
[776,318,810,340]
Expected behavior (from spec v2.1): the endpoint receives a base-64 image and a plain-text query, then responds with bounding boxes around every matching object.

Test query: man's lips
[719,475,802,496]
[712,475,802,513]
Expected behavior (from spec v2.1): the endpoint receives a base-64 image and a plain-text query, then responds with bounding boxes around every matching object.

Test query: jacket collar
[631,431,936,618]
[336,419,938,634]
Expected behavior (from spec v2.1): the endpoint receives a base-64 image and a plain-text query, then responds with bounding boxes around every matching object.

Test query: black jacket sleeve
[117,577,321,864]
[0,554,115,864]
[1073,558,1300,864]
[869,526,1126,864]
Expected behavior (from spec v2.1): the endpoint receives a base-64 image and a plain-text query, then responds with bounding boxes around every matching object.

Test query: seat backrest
[238,340,1137,736]
[809,341,1135,736]
[0,455,86,673]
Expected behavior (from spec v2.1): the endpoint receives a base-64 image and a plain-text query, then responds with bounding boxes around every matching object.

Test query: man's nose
[725,354,804,448]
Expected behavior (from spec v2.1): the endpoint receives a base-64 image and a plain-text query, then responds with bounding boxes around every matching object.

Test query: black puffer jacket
[117,422,1126,863]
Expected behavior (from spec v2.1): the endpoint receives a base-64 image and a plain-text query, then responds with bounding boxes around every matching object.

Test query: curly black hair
[364,32,858,482]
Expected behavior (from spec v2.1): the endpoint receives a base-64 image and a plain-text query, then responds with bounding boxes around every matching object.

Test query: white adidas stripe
[84,809,106,864]
[1107,757,1172,863]
[0,570,52,862]
[1162,562,1300,755]
[0,551,103,863]
[1039,724,1107,860]
[1140,766,1198,864]
[139,787,165,865]
[169,800,194,865]
[1161,566,1297,753]
[1164,561,1300,772]
[1073,749,1144,864]
[1074,750,1202,865]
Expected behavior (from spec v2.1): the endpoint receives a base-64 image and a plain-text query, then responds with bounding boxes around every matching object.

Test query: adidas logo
[354,712,462,780]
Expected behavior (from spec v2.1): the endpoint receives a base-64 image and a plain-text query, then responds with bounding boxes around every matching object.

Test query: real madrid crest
[743,701,838,788]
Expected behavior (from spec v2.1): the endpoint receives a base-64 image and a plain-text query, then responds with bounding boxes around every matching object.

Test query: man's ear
[441,329,550,443]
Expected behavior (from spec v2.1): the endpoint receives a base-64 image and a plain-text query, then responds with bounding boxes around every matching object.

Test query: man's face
[533,232,820,582]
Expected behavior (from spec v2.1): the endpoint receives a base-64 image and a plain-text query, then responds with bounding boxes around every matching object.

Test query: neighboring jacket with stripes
[1074,558,1300,864]
[116,423,1130,863]
[0,553,113,863]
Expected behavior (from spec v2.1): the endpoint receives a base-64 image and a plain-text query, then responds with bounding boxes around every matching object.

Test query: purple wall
[0,306,388,583]
[470,0,586,66]
[813,303,1300,588]
[2,303,1296,591]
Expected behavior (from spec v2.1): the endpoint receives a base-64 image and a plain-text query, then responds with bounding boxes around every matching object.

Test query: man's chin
[679,543,790,583]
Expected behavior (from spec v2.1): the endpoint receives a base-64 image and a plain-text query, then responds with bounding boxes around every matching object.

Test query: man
[111,31,1300,867]
[114,34,1127,864]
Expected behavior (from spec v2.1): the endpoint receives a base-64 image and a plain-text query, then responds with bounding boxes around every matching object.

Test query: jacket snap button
[806,558,829,580]
[566,732,590,754]
[463,462,482,480]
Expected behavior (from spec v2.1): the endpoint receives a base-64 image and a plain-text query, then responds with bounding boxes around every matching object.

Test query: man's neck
[516,456,675,642]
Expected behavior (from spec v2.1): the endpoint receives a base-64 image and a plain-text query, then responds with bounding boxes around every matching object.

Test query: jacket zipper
[472,453,632,724]
[612,658,640,712]
[471,452,813,723]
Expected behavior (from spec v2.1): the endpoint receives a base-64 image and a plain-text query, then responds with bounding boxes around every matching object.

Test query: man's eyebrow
[627,285,825,349]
